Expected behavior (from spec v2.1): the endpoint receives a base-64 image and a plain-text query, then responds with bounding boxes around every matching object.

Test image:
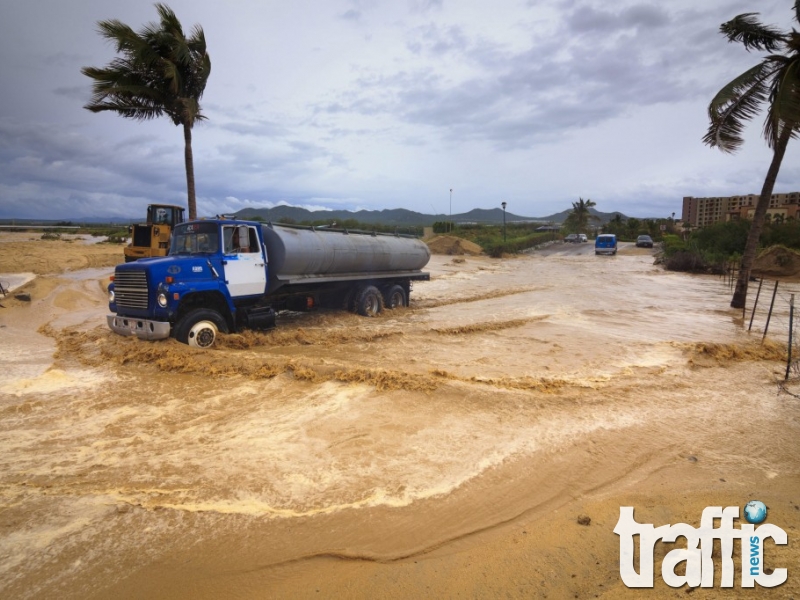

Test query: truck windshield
[170,223,219,255]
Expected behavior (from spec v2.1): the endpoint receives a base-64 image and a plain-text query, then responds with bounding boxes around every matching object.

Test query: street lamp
[449,188,453,233]
[501,201,507,242]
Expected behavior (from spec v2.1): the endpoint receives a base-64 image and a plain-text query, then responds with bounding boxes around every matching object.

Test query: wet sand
[0,233,798,598]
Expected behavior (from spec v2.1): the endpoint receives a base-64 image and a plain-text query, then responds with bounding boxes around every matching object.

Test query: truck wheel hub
[188,322,217,348]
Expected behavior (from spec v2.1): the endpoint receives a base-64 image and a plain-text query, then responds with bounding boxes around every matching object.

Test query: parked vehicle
[124,204,185,262]
[636,235,654,248]
[595,234,617,255]
[578,234,588,243]
[564,233,579,243]
[107,219,431,347]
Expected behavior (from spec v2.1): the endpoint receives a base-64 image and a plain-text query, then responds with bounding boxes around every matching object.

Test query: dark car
[564,233,579,243]
[636,235,654,248]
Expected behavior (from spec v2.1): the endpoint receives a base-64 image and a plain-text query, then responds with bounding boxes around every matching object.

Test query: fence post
[787,294,795,381]
[762,281,779,343]
[748,278,763,332]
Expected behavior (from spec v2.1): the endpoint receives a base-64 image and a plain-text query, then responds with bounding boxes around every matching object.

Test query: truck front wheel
[355,285,383,317]
[175,309,228,348]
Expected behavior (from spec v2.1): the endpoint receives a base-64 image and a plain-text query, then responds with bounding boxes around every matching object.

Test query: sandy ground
[0,232,798,599]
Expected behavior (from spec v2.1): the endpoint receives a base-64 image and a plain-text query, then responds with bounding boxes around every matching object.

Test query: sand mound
[426,235,483,256]
[0,235,123,275]
[751,245,800,281]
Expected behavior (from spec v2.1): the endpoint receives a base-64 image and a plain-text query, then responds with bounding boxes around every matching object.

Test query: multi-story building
[682,192,800,227]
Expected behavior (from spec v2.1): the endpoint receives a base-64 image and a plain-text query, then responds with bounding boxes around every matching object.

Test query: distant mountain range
[0,206,630,227]
[232,206,629,226]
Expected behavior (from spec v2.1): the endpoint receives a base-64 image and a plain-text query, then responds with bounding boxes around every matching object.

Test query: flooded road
[0,236,798,598]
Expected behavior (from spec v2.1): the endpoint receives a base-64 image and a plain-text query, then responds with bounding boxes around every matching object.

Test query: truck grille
[114,269,149,309]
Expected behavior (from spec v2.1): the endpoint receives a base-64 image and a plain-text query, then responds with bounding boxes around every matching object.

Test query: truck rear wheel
[175,309,228,348]
[355,285,383,317]
[383,285,407,309]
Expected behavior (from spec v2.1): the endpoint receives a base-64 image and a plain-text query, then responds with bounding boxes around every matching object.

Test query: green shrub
[660,234,686,256]
[432,221,455,234]
[762,220,800,249]
[661,231,733,274]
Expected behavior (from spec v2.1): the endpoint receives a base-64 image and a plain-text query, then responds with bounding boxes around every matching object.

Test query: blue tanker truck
[107,218,431,347]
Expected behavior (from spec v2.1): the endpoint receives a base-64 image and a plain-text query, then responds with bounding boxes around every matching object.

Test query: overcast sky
[1,0,799,220]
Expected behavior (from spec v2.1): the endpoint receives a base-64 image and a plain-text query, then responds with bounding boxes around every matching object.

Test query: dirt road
[0,233,798,599]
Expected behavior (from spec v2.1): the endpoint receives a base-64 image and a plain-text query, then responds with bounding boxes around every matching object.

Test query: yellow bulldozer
[124,204,186,262]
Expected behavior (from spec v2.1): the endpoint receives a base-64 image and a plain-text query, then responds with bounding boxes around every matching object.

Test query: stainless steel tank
[261,223,430,279]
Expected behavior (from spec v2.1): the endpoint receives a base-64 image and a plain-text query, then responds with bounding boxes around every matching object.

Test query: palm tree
[704,4,800,309]
[82,4,211,220]
[626,217,641,238]
[603,213,624,237]
[564,197,597,233]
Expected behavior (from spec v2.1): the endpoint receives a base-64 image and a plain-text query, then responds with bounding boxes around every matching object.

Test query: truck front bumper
[107,314,171,340]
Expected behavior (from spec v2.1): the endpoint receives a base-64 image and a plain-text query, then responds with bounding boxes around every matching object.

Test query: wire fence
[734,267,800,395]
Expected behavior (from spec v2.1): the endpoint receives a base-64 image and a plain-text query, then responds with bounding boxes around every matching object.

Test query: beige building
[682,192,800,227]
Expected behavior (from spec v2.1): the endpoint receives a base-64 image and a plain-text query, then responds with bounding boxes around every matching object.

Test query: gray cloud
[0,0,796,220]
[567,4,670,32]
[340,9,362,21]
[310,2,766,153]
[0,118,190,218]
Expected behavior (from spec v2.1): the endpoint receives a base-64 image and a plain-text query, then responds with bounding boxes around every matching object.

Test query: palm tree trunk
[730,127,792,309]
[183,122,197,220]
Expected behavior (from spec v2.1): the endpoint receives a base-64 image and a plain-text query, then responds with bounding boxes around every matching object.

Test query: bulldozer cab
[148,204,184,226]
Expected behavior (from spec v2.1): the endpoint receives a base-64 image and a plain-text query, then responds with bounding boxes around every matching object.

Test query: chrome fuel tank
[261,223,430,279]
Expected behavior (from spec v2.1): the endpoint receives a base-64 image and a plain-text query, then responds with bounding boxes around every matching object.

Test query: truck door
[222,225,267,297]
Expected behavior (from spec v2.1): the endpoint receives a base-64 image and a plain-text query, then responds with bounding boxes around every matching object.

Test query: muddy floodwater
[0,234,798,599]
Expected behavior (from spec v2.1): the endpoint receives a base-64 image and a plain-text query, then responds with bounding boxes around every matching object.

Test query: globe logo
[744,500,767,524]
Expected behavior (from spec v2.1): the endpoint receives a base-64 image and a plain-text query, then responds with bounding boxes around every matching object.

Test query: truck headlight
[108,289,115,303]
[157,293,168,307]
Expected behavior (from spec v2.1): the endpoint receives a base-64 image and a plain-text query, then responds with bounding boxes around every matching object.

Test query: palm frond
[703,61,782,152]
[721,13,785,52]
[764,57,800,146]
[82,4,209,219]
[188,26,207,54]
[83,5,210,125]
[156,3,184,37]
